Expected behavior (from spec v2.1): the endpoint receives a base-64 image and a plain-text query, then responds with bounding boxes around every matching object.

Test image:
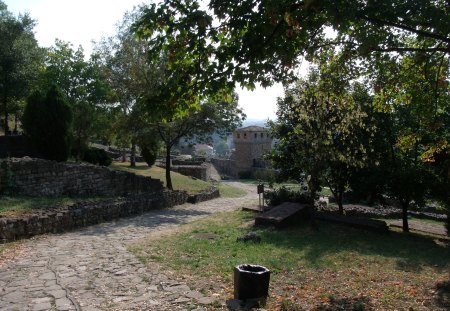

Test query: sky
[5,0,285,121]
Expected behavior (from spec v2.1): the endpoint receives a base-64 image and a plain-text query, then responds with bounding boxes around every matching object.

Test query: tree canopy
[39,40,111,158]
[141,92,245,190]
[134,0,450,90]
[95,9,166,166]
[270,67,372,213]
[0,1,43,133]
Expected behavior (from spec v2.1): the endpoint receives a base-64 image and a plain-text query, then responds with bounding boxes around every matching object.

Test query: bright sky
[5,0,284,121]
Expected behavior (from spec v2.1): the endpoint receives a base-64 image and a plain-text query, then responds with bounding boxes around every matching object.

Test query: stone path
[0,182,258,311]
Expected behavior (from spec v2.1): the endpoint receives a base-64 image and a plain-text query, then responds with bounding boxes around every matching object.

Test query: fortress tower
[232,126,272,175]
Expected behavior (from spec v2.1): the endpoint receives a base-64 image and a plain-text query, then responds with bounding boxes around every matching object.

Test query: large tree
[270,68,371,213]
[0,1,43,134]
[134,0,449,91]
[139,92,245,190]
[95,9,165,167]
[39,40,111,158]
[372,52,449,232]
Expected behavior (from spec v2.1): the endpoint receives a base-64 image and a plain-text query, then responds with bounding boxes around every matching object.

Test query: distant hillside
[242,118,269,128]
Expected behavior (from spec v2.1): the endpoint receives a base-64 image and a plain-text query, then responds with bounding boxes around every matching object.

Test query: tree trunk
[4,110,9,135]
[165,144,173,190]
[308,172,320,229]
[401,201,409,232]
[121,149,126,162]
[75,135,82,162]
[337,190,344,215]
[130,141,136,167]
[13,113,18,133]
[3,89,9,135]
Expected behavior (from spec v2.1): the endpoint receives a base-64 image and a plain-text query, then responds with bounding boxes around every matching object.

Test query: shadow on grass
[121,164,150,171]
[259,220,449,270]
[276,296,373,311]
[435,280,450,309]
[318,295,373,311]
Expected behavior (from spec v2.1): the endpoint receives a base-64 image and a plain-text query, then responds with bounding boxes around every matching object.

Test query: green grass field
[0,196,102,217]
[111,162,211,193]
[111,161,246,197]
[131,210,450,310]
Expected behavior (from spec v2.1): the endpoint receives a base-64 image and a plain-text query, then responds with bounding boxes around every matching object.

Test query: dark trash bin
[234,264,270,300]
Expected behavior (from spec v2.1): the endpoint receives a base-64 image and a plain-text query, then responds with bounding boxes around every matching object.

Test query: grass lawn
[112,161,211,193]
[111,161,246,198]
[0,196,103,217]
[131,211,450,310]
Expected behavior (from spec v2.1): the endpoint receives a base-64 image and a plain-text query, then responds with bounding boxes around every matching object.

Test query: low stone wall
[1,158,163,197]
[0,191,188,242]
[188,186,220,203]
[172,160,203,166]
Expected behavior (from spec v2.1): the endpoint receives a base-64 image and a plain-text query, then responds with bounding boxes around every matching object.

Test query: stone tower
[232,126,272,175]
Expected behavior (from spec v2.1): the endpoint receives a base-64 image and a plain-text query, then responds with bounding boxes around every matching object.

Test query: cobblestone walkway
[0,182,258,311]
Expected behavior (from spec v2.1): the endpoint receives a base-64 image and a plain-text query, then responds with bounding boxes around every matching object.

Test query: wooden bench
[255,202,310,228]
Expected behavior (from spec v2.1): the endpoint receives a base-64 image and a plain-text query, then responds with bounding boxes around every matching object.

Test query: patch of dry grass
[131,211,450,311]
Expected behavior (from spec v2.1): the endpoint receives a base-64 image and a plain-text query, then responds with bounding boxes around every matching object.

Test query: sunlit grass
[0,196,91,217]
[217,183,247,198]
[111,161,246,198]
[111,161,210,193]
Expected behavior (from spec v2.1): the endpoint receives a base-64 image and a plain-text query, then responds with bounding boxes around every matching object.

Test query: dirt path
[0,182,257,311]
[390,219,447,236]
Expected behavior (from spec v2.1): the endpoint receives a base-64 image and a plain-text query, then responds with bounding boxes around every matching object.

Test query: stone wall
[171,163,211,181]
[172,159,203,166]
[211,158,236,178]
[0,191,188,242]
[0,158,163,197]
[188,186,220,203]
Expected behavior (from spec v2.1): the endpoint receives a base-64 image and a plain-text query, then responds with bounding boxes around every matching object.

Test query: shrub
[83,148,112,166]
[0,159,14,195]
[264,186,310,206]
[140,146,158,167]
[220,174,229,180]
[238,170,253,179]
[254,169,278,183]
[22,85,72,162]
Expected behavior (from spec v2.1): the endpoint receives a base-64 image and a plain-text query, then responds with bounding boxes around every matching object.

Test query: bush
[0,159,14,195]
[22,85,72,162]
[141,146,157,167]
[254,168,279,183]
[83,148,112,166]
[238,170,253,179]
[264,186,310,206]
[220,174,229,180]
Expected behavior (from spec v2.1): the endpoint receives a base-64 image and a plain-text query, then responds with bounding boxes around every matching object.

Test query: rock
[237,232,261,243]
